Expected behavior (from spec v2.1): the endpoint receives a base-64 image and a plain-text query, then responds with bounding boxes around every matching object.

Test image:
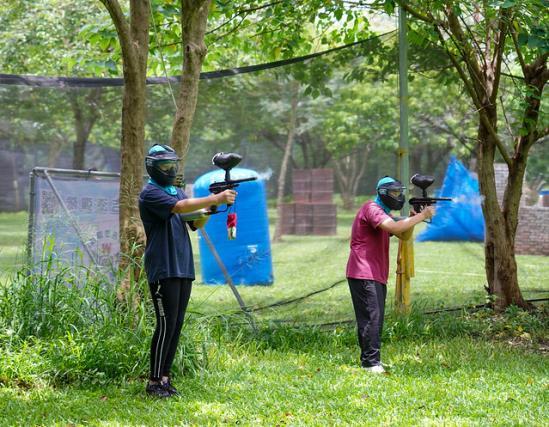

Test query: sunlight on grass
[0,209,547,425]
[0,339,546,425]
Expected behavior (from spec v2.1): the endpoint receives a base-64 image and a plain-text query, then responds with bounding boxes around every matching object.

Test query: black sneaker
[161,379,179,396]
[146,382,171,398]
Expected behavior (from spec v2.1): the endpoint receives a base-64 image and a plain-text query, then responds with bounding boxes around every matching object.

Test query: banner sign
[30,169,120,270]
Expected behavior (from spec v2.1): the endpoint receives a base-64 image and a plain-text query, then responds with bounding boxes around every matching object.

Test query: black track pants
[148,277,192,380]
[347,279,387,367]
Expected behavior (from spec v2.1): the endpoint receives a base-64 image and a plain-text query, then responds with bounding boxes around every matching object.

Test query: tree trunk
[170,0,211,168]
[272,81,299,242]
[333,158,354,210]
[477,109,527,311]
[47,134,67,168]
[101,0,150,302]
[119,71,147,261]
[398,2,547,311]
[69,88,102,170]
[333,146,369,210]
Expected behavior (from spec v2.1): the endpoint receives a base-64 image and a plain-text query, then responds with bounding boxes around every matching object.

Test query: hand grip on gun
[421,206,436,220]
[208,189,237,214]
[216,189,237,206]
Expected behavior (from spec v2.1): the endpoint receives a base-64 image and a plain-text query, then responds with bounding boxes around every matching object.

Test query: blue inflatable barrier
[416,156,485,242]
[193,168,273,285]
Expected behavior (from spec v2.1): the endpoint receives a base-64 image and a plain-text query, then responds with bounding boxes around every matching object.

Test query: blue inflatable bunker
[416,156,485,242]
[193,168,273,285]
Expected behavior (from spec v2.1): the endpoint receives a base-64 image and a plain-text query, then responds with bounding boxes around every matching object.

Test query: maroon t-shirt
[346,201,391,284]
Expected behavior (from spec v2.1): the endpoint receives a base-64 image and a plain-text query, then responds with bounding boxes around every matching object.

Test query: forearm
[384,212,426,236]
[172,195,218,214]
[394,214,425,233]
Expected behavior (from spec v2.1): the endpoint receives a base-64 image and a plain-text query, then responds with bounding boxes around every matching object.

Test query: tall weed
[0,254,212,386]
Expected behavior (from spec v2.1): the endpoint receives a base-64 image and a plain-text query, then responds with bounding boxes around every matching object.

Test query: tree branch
[99,0,137,70]
[459,14,485,69]
[445,7,486,95]
[206,1,284,35]
[499,94,516,142]
[397,1,435,24]
[212,12,249,43]
[431,25,512,166]
[509,20,528,76]
[490,8,510,104]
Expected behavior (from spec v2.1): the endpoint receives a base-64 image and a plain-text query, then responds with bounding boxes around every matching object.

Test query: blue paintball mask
[375,176,406,212]
[145,144,180,187]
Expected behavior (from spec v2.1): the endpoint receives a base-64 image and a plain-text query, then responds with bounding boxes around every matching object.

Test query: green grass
[0,209,548,426]
[1,338,547,426]
[0,212,28,272]
[187,207,548,324]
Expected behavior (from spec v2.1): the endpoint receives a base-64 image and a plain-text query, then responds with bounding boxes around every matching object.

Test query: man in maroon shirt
[346,176,435,373]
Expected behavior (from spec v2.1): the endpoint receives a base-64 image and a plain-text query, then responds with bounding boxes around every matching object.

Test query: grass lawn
[0,209,547,426]
[1,337,547,425]
[0,212,28,273]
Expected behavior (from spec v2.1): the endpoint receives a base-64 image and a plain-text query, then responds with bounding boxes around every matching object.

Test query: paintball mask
[377,176,406,211]
[145,144,180,186]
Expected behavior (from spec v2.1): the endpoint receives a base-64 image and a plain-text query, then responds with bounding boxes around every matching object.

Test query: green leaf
[383,0,396,15]
[500,0,516,8]
[517,33,529,46]
[527,36,544,49]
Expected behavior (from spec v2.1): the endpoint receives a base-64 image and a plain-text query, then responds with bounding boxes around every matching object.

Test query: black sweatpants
[148,277,193,381]
[347,278,387,367]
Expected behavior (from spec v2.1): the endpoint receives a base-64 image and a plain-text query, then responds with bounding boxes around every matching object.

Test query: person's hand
[215,189,237,205]
[422,205,436,220]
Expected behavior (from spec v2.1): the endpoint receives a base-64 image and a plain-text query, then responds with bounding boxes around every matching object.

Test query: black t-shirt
[139,184,195,283]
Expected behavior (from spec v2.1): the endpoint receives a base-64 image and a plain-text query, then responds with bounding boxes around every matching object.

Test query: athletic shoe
[161,379,179,396]
[146,382,171,398]
[363,364,385,374]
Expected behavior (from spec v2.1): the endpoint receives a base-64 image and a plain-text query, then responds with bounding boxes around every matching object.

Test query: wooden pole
[395,237,414,314]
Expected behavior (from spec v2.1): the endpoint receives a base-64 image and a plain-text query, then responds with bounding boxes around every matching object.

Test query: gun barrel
[409,197,452,202]
[228,176,257,185]
[209,176,257,193]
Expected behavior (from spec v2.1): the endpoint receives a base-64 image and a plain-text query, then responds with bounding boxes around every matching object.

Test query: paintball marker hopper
[411,174,434,197]
[212,152,243,182]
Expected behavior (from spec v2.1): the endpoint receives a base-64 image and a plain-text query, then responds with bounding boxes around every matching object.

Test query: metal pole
[26,170,36,266]
[199,228,258,333]
[398,6,410,213]
[396,6,412,314]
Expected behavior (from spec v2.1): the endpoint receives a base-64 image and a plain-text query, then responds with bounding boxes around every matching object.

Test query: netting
[1,32,547,319]
[0,31,465,215]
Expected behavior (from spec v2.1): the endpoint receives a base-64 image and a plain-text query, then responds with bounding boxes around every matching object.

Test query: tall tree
[388,0,548,310]
[0,0,114,170]
[99,0,150,289]
[272,80,300,242]
[322,78,399,209]
[170,0,212,166]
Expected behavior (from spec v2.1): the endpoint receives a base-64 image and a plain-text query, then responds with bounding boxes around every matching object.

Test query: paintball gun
[409,173,452,220]
[178,153,256,239]
[208,152,257,214]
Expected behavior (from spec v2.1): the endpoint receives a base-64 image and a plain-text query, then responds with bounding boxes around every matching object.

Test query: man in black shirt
[139,144,235,398]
